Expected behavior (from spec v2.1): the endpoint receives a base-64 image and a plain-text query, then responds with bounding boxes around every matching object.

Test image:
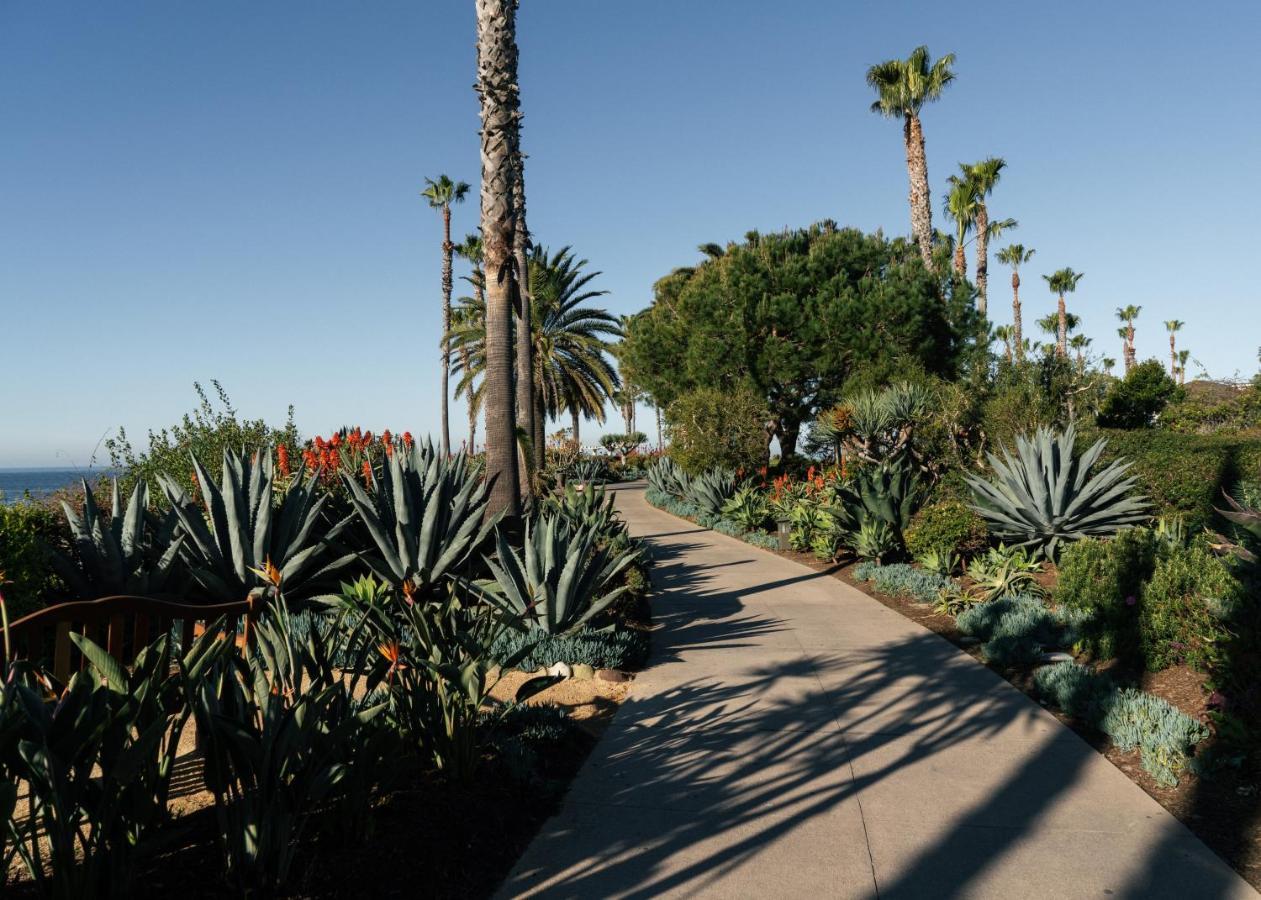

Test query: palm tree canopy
[964,157,1006,196]
[1115,304,1142,323]
[421,174,471,209]
[454,232,483,265]
[943,174,979,242]
[867,46,957,117]
[1042,267,1084,295]
[1165,319,1185,333]
[997,243,1035,270]
[1038,311,1080,335]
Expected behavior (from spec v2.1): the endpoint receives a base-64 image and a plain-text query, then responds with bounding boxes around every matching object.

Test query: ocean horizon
[0,467,118,504]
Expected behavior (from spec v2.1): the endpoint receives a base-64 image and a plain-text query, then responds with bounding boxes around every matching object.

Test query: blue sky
[2,1,1258,468]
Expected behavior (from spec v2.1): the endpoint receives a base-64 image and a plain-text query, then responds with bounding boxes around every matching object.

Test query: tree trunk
[461,345,476,451]
[570,406,580,451]
[532,387,545,476]
[952,236,966,279]
[904,113,934,269]
[655,403,662,452]
[512,152,537,492]
[1011,271,1023,363]
[1056,294,1067,357]
[1125,324,1136,374]
[476,0,521,520]
[440,204,453,457]
[1170,335,1177,377]
[974,203,989,317]
[779,420,800,460]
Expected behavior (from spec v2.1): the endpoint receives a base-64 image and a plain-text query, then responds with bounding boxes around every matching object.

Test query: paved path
[500,485,1255,899]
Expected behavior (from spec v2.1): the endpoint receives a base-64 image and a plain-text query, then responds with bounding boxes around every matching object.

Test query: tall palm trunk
[974,203,989,317]
[1125,324,1136,373]
[904,113,933,268]
[1169,333,1177,377]
[461,345,476,450]
[512,153,537,492]
[532,387,545,477]
[952,232,966,278]
[476,0,521,519]
[655,403,662,452]
[439,205,454,456]
[570,406,580,451]
[1011,271,1023,363]
[1056,294,1067,358]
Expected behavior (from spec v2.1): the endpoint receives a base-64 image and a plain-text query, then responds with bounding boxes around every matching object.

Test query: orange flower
[276,444,291,478]
[378,641,408,685]
[361,459,373,487]
[401,578,416,605]
[382,428,393,445]
[249,557,283,589]
[402,431,414,448]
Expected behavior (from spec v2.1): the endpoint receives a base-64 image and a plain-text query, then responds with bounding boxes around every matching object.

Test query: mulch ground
[775,545,1261,890]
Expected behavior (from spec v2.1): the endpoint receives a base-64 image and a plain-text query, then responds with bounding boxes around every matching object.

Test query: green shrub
[665,385,769,475]
[0,500,67,617]
[1097,360,1183,429]
[1032,662,1208,786]
[957,594,1058,666]
[1055,529,1160,661]
[491,627,650,672]
[1089,428,1261,533]
[852,562,952,603]
[905,499,989,561]
[1139,544,1241,671]
[741,531,780,550]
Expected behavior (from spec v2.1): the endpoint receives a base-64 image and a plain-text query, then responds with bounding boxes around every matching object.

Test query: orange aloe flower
[361,459,373,488]
[378,641,408,685]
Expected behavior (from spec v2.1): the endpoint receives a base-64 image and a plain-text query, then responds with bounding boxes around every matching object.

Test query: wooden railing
[3,595,258,682]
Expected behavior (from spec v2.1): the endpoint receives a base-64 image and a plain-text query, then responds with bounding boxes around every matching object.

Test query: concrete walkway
[500,484,1255,899]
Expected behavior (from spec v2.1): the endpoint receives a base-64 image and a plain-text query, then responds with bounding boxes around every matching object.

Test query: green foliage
[956,594,1058,666]
[721,486,770,531]
[905,499,988,561]
[1097,359,1184,429]
[915,547,959,576]
[1162,379,1261,434]
[982,356,1108,452]
[340,441,497,600]
[646,458,691,499]
[685,468,739,517]
[741,530,781,550]
[491,626,650,672]
[159,448,353,604]
[1139,543,1241,671]
[541,483,624,545]
[48,479,184,600]
[0,500,66,617]
[665,385,768,474]
[468,514,639,635]
[105,380,300,505]
[967,425,1149,558]
[622,224,979,457]
[964,543,1044,602]
[852,561,952,603]
[599,432,647,458]
[1089,427,1261,533]
[1055,530,1160,660]
[1033,663,1208,786]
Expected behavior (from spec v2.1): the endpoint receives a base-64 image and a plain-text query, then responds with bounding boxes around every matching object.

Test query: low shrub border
[645,487,781,551]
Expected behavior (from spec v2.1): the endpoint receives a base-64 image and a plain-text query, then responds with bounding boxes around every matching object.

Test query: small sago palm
[866,46,957,268]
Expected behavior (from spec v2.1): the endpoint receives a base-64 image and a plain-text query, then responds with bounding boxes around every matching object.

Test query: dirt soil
[776,545,1261,891]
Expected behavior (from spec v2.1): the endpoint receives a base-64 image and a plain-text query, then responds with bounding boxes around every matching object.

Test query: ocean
[0,468,117,504]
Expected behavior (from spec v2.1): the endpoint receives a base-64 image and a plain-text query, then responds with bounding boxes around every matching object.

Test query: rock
[547,661,573,679]
[572,663,595,681]
[1039,651,1075,664]
[596,668,630,683]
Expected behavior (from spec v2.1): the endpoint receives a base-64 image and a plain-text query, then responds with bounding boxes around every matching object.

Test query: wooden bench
[3,595,258,683]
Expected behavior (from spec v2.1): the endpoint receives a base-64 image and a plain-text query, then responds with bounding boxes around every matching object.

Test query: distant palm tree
[996,244,1035,362]
[1042,268,1084,358]
[1177,349,1191,385]
[993,324,1014,362]
[1102,357,1117,376]
[1117,327,1131,370]
[421,175,471,456]
[1069,334,1092,372]
[475,0,523,518]
[511,142,537,484]
[453,233,484,449]
[943,174,978,278]
[1038,311,1079,338]
[961,158,1009,315]
[867,46,957,268]
[1116,305,1142,373]
[1165,320,1184,378]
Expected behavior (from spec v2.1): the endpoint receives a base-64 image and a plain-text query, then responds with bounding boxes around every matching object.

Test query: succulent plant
[541,482,622,543]
[646,458,691,499]
[159,450,354,604]
[49,478,185,599]
[721,486,770,532]
[965,543,1045,601]
[830,459,924,540]
[341,441,498,600]
[465,513,639,635]
[685,468,738,517]
[849,520,899,563]
[965,425,1149,558]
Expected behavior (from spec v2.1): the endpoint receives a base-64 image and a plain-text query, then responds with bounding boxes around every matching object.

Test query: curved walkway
[500,484,1255,899]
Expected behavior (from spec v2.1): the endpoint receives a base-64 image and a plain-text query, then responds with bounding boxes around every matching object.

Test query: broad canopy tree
[621,223,979,459]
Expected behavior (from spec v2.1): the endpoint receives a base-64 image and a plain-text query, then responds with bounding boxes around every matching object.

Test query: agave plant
[686,468,738,517]
[542,482,623,543]
[721,486,770,532]
[1216,494,1261,580]
[466,513,639,635]
[850,520,898,563]
[158,449,354,603]
[341,440,499,600]
[646,457,691,499]
[49,478,185,599]
[916,547,960,577]
[828,458,924,552]
[965,543,1045,601]
[965,425,1149,558]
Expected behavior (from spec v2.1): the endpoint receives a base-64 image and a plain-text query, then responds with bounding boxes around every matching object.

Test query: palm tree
[1042,268,1084,358]
[421,175,471,457]
[942,174,977,278]
[454,233,484,450]
[993,324,1014,362]
[1177,349,1190,385]
[963,157,1008,315]
[1165,320,1184,378]
[511,136,537,485]
[1117,327,1131,370]
[996,244,1034,362]
[1069,333,1092,372]
[1116,305,1141,373]
[1102,357,1117,376]
[475,0,522,518]
[1038,311,1079,338]
[867,46,957,268]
